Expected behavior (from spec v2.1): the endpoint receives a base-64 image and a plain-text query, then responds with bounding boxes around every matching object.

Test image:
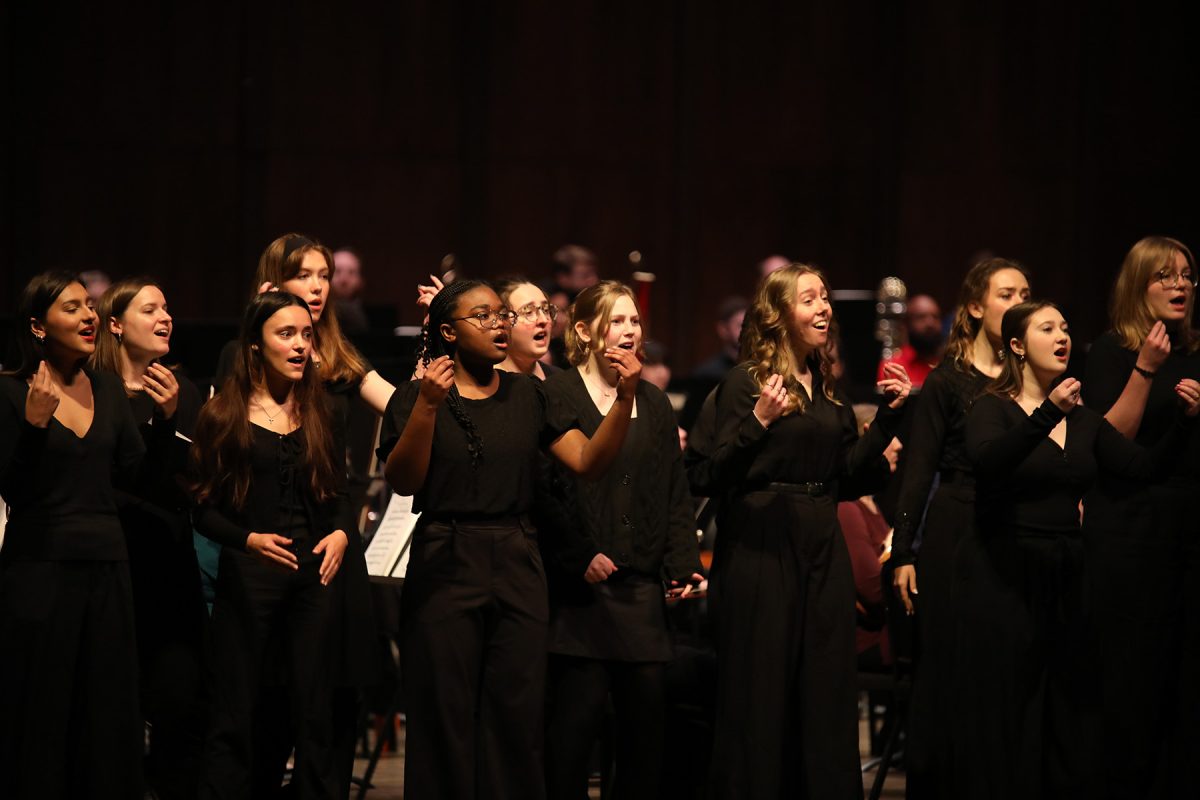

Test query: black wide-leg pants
[0,559,143,800]
[400,517,548,800]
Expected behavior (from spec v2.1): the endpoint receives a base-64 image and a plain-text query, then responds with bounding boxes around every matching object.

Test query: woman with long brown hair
[1081,236,1200,798]
[697,263,911,799]
[194,291,356,798]
[92,277,208,800]
[542,281,703,799]
[889,257,1030,798]
[956,300,1199,798]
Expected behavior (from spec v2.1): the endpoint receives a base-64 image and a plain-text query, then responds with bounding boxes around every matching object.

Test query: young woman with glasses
[377,279,641,799]
[1080,236,1200,798]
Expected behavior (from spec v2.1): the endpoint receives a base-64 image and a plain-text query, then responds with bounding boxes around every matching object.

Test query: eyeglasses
[1156,269,1197,290]
[513,302,558,323]
[452,309,518,329]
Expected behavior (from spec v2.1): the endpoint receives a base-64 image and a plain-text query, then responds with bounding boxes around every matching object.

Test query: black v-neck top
[0,369,170,561]
[966,393,1192,538]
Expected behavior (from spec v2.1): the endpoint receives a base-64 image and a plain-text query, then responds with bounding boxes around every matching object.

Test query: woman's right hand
[416,274,445,314]
[25,361,60,428]
[1049,377,1082,414]
[894,564,918,616]
[1137,320,1171,373]
[246,532,299,570]
[753,373,789,428]
[418,355,455,408]
[584,553,618,583]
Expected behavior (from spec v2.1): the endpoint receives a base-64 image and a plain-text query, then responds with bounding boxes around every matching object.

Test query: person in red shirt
[877,294,945,389]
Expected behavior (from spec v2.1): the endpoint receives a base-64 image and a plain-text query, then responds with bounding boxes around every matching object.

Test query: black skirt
[548,570,672,662]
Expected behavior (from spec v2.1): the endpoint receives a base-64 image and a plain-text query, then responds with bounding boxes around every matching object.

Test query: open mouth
[532,331,548,344]
[1053,345,1069,360]
[287,355,306,366]
[813,319,829,331]
[493,332,509,350]
[1170,295,1187,309]
[80,326,95,342]
[617,341,635,350]
[154,327,170,339]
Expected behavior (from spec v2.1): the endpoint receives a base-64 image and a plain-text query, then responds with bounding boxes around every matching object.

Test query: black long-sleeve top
[0,369,174,561]
[696,364,900,497]
[116,378,202,531]
[966,393,1192,538]
[542,369,701,583]
[889,362,990,566]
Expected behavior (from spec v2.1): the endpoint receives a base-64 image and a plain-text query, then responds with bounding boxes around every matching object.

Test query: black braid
[426,279,488,469]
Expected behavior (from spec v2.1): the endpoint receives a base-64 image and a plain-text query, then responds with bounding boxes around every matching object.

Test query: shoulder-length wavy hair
[944,257,1031,369]
[564,280,645,367]
[741,262,838,411]
[2,271,85,380]
[191,292,339,510]
[989,300,1059,400]
[254,233,368,384]
[1111,236,1198,353]
[90,276,169,386]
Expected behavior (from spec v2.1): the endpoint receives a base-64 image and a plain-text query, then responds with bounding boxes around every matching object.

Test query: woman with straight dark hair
[542,281,703,800]
[193,291,357,799]
[0,271,168,799]
[698,263,911,799]
[377,279,641,800]
[889,257,1030,798]
[93,277,208,800]
[956,301,1200,799]
[1081,236,1200,798]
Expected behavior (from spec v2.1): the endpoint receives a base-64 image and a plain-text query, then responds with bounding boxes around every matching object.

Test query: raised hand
[1049,377,1083,413]
[604,346,643,401]
[753,373,789,428]
[416,274,445,314]
[141,363,180,419]
[1137,320,1171,373]
[314,529,349,586]
[418,355,455,408]
[246,532,299,570]
[25,361,61,428]
[1175,378,1200,417]
[877,362,913,409]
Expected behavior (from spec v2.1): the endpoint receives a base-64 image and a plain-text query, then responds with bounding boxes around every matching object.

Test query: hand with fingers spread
[667,572,707,598]
[877,362,913,409]
[584,553,618,584]
[246,532,299,571]
[141,363,180,419]
[416,274,445,314]
[605,346,643,401]
[25,361,61,428]
[1050,377,1083,414]
[314,530,349,586]
[418,355,455,409]
[753,373,789,428]
[894,564,918,616]
[1176,378,1200,417]
[1137,320,1172,374]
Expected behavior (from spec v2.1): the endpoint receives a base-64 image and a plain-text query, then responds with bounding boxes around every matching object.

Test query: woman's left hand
[314,530,350,585]
[142,363,180,419]
[605,346,643,401]
[877,362,912,409]
[667,573,707,598]
[1176,378,1200,417]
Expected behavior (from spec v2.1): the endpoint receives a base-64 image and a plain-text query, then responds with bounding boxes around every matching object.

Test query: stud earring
[34,333,45,345]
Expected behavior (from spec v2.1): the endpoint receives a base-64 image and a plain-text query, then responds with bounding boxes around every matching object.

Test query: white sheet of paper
[363,493,420,578]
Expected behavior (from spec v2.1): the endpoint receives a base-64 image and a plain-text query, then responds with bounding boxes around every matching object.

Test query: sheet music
[363,493,420,578]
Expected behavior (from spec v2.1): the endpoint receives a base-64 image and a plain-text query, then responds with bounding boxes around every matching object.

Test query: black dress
[377,371,571,800]
[195,423,356,799]
[1081,331,1200,799]
[700,364,898,800]
[0,368,163,800]
[120,380,209,800]
[541,370,702,800]
[889,361,990,799]
[956,393,1191,800]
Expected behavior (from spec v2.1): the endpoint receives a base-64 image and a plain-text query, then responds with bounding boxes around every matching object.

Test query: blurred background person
[331,246,369,335]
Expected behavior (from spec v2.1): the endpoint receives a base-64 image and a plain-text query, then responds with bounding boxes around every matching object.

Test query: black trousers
[401,518,548,800]
[201,548,336,800]
[544,655,665,800]
[0,559,143,799]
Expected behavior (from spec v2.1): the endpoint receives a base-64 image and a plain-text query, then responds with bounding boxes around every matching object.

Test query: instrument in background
[875,277,908,365]
[630,250,654,337]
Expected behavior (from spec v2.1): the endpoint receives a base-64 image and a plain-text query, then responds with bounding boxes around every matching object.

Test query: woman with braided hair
[377,279,641,800]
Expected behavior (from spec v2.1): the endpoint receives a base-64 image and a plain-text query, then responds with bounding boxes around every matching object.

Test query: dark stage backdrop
[4,2,1198,375]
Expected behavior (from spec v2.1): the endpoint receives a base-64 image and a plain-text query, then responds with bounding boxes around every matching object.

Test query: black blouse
[890,362,991,566]
[0,369,170,561]
[376,371,569,518]
[966,393,1191,538]
[542,369,701,582]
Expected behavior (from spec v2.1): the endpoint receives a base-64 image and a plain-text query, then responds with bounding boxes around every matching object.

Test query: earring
[33,333,45,345]
[115,332,123,345]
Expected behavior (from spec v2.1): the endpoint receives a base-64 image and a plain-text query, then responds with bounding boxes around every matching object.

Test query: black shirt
[0,369,157,561]
[376,371,569,517]
[890,361,991,566]
[966,394,1191,538]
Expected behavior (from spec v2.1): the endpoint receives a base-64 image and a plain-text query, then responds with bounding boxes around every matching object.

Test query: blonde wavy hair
[741,263,839,411]
[1111,236,1197,353]
[564,280,645,367]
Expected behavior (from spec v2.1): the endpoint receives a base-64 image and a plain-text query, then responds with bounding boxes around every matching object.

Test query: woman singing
[699,263,911,799]
[193,291,356,798]
[956,301,1200,799]
[542,281,703,799]
[890,257,1030,798]
[377,279,640,800]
